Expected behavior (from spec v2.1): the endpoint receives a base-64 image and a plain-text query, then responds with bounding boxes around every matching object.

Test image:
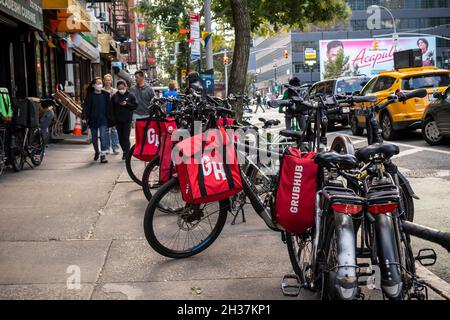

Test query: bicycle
[330,90,428,222]
[142,94,351,259]
[7,123,45,171]
[125,96,182,186]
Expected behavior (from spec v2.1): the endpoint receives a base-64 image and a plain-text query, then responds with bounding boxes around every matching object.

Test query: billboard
[319,37,436,80]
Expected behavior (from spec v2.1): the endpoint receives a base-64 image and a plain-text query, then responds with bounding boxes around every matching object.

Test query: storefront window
[43,45,50,96]
[35,41,43,97]
[50,48,56,94]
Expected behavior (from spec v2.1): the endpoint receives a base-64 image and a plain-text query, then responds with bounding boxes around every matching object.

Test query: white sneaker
[105,150,110,155]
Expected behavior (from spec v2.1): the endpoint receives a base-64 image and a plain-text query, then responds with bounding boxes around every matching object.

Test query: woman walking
[111,81,138,160]
[103,74,120,154]
[82,77,115,163]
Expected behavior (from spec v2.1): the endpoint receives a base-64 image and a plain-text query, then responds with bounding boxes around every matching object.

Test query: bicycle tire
[8,130,24,172]
[142,155,161,201]
[286,231,313,287]
[143,177,228,259]
[29,128,45,166]
[125,144,147,186]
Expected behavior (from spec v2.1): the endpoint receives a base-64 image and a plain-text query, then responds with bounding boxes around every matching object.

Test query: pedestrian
[111,81,138,160]
[82,77,115,163]
[280,77,307,131]
[129,70,155,121]
[163,82,180,114]
[103,74,120,155]
[254,92,265,113]
[39,100,55,145]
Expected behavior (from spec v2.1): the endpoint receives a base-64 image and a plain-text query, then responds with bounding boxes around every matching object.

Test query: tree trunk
[229,0,251,122]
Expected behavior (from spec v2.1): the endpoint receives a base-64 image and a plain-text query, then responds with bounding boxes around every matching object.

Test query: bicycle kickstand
[231,207,246,225]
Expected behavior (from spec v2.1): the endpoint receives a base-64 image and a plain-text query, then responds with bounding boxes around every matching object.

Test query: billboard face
[319,37,436,80]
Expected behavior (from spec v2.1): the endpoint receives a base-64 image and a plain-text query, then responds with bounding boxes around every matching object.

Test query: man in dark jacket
[111,81,138,160]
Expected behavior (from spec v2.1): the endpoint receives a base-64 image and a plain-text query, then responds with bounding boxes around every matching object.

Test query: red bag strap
[139,118,152,156]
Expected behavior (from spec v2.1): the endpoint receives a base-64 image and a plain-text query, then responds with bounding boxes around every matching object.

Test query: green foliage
[212,0,351,33]
[323,48,356,79]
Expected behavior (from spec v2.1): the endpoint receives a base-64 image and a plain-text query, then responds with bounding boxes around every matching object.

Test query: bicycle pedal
[281,273,302,297]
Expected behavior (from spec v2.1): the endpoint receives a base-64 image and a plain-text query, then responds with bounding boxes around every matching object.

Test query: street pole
[224,48,228,97]
[374,5,397,51]
[205,0,213,71]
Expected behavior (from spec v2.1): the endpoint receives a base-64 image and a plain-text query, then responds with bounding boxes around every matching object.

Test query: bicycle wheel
[8,129,24,172]
[125,144,148,186]
[317,224,340,300]
[29,128,45,166]
[142,155,161,201]
[286,231,313,287]
[144,177,228,259]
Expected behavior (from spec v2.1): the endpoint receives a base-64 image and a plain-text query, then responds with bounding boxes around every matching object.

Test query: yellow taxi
[350,66,450,140]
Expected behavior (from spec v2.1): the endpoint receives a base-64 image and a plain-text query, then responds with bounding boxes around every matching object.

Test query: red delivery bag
[275,148,318,234]
[133,117,176,161]
[158,131,176,184]
[175,128,242,204]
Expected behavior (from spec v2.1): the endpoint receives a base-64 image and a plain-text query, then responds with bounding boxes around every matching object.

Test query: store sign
[190,12,201,60]
[0,0,44,30]
[200,73,214,95]
[304,48,316,61]
[319,37,436,80]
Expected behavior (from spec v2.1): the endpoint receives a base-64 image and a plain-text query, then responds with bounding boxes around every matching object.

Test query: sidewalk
[0,142,447,300]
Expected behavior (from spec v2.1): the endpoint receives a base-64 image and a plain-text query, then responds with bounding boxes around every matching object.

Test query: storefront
[0,0,44,98]
[42,0,98,104]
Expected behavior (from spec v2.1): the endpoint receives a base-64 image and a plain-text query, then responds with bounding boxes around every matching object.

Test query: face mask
[118,89,126,95]
[94,84,103,91]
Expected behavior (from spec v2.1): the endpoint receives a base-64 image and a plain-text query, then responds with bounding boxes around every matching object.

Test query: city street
[0,108,448,300]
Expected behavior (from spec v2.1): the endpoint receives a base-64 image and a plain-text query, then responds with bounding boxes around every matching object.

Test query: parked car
[308,76,370,128]
[351,66,450,140]
[422,85,450,145]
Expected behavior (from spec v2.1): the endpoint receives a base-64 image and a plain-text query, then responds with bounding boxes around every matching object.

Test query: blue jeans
[106,127,119,151]
[90,126,108,154]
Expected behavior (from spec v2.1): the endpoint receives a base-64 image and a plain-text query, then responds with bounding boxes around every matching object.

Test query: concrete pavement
[0,119,448,300]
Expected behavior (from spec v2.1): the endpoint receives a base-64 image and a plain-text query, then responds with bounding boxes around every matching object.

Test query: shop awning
[67,33,99,61]
[42,0,91,32]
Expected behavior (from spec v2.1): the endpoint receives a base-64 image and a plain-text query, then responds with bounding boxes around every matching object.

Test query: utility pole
[224,48,228,96]
[205,0,213,71]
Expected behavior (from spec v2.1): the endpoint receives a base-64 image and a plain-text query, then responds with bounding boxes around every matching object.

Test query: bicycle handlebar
[402,221,450,252]
[351,95,377,103]
[398,88,428,102]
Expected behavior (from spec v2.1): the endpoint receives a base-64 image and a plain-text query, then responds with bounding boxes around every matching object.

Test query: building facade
[253,0,450,94]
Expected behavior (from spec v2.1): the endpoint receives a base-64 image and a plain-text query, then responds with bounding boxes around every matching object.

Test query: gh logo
[201,155,226,181]
[147,128,159,146]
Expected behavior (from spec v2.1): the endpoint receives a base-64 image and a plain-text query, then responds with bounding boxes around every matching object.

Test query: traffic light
[223,53,229,65]
[283,49,289,59]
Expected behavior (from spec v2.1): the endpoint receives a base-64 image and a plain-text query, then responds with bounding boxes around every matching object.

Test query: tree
[212,0,351,120]
[323,48,361,79]
[323,48,349,79]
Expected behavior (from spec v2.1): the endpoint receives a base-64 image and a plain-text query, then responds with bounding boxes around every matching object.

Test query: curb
[416,264,450,300]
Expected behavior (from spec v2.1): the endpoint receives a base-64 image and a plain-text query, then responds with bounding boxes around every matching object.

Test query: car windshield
[336,78,370,94]
[402,73,450,90]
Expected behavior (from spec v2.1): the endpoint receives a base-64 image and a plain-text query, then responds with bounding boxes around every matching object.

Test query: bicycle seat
[355,143,399,162]
[314,151,359,169]
[190,82,203,92]
[279,129,303,140]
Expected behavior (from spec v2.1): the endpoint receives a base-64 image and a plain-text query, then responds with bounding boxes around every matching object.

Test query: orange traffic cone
[73,117,82,136]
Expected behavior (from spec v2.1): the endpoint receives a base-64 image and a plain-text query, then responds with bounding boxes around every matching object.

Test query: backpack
[0,88,13,120]
[174,128,242,204]
[275,148,318,234]
[133,117,177,161]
